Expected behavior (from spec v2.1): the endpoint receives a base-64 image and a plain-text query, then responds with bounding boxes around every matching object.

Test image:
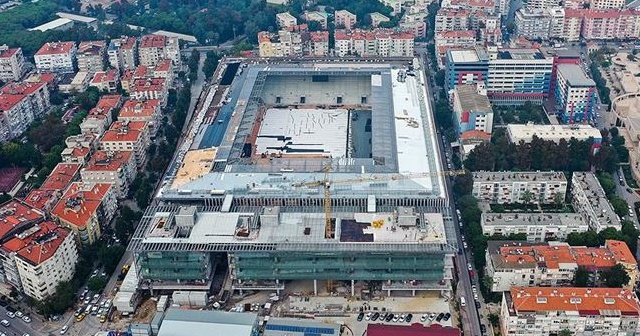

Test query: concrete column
[412,290,416,297]
[314,279,318,296]
[351,280,355,296]
[276,279,280,295]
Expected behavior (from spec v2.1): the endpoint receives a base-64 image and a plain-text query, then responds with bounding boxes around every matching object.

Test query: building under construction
[128,59,456,298]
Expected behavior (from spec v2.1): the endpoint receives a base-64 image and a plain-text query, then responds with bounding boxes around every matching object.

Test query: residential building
[100,120,150,167]
[0,45,24,82]
[34,41,76,73]
[118,99,162,137]
[481,212,588,241]
[370,12,391,27]
[76,40,106,74]
[381,0,403,15]
[266,0,289,4]
[60,133,98,164]
[138,35,180,67]
[563,9,584,41]
[592,0,625,9]
[335,10,357,29]
[555,63,596,123]
[435,8,471,33]
[309,31,330,57]
[548,7,566,38]
[90,69,119,93]
[506,124,602,146]
[0,199,45,285]
[501,287,640,336]
[496,0,511,15]
[258,31,303,57]
[487,240,638,292]
[334,29,414,57]
[435,31,477,68]
[40,163,82,193]
[472,171,568,204]
[302,11,328,29]
[0,80,50,143]
[399,19,427,39]
[59,71,91,94]
[79,94,123,135]
[525,0,561,11]
[81,150,136,198]
[514,8,552,40]
[581,9,640,40]
[276,12,298,29]
[130,78,168,105]
[23,189,59,214]
[451,83,493,139]
[571,172,621,232]
[51,182,117,245]
[3,222,78,300]
[108,36,137,71]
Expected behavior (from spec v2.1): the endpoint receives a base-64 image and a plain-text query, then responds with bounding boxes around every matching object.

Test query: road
[0,306,46,336]
[419,53,482,336]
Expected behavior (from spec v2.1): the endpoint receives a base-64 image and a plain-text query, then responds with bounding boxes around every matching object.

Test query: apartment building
[130,78,168,105]
[0,81,50,143]
[547,7,566,38]
[309,31,330,57]
[506,124,602,145]
[23,189,59,214]
[370,12,391,27]
[400,19,427,38]
[100,120,150,168]
[302,11,328,29]
[258,31,303,57]
[451,83,494,138]
[3,222,78,301]
[81,150,136,198]
[118,99,161,137]
[381,0,403,15]
[582,9,640,40]
[76,40,106,74]
[435,30,476,68]
[335,10,357,30]
[555,64,597,124]
[51,182,117,245]
[592,0,625,9]
[571,172,621,232]
[334,29,414,57]
[501,287,640,336]
[90,69,119,93]
[435,8,471,33]
[138,35,180,67]
[563,9,584,41]
[276,12,298,28]
[515,9,552,40]
[108,36,137,71]
[121,61,173,91]
[79,94,123,136]
[34,41,77,73]
[472,171,568,204]
[40,163,82,194]
[525,0,561,11]
[486,240,638,292]
[0,45,25,82]
[60,133,98,165]
[481,212,588,242]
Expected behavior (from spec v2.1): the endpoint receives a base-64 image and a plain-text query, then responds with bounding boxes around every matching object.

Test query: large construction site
[126,59,456,302]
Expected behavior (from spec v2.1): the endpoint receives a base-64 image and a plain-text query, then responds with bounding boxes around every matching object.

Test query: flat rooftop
[558,63,596,87]
[473,171,567,183]
[454,85,492,112]
[572,172,620,228]
[481,212,586,228]
[507,124,601,143]
[449,49,481,63]
[496,49,547,61]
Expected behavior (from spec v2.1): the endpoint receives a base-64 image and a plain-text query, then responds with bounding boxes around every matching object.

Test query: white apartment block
[0,45,24,82]
[100,121,150,168]
[34,41,77,73]
[370,12,391,27]
[501,287,640,336]
[506,124,602,144]
[0,82,50,143]
[592,0,625,9]
[515,9,552,39]
[108,36,137,71]
[381,0,403,15]
[472,171,568,204]
[435,8,471,33]
[563,9,584,41]
[334,29,414,57]
[138,35,180,67]
[486,240,638,292]
[276,12,298,28]
[525,0,561,11]
[571,172,622,231]
[77,40,106,74]
[495,0,511,15]
[335,10,357,30]
[258,31,303,57]
[548,7,566,38]
[481,212,588,242]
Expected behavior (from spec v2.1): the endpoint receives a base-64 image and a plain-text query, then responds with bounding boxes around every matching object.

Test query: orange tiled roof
[84,150,133,172]
[51,182,112,228]
[2,221,71,266]
[22,189,57,211]
[0,199,44,239]
[40,163,81,192]
[510,287,640,315]
[35,42,75,56]
[140,35,166,48]
[118,99,160,119]
[101,121,147,143]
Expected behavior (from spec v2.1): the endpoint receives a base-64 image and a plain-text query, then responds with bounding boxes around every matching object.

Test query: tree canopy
[601,264,630,288]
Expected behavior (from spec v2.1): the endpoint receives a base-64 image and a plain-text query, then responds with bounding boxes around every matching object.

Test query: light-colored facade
[118,99,162,137]
[451,83,493,137]
[0,81,50,143]
[276,12,298,28]
[334,29,414,57]
[302,11,328,29]
[592,0,625,9]
[335,10,357,30]
[435,30,477,69]
[555,63,597,124]
[481,212,588,241]
[81,150,137,198]
[435,8,471,33]
[501,287,640,336]
[108,36,137,71]
[100,120,150,168]
[571,172,622,232]
[472,171,568,204]
[258,31,303,57]
[581,10,640,40]
[309,31,330,57]
[370,12,391,27]
[506,124,602,144]
[4,222,78,301]
[515,8,552,40]
[548,6,566,38]
[34,42,77,74]
[525,0,561,11]
[76,40,106,74]
[0,46,24,82]
[487,240,638,292]
[138,35,180,67]
[90,69,119,93]
[563,9,584,41]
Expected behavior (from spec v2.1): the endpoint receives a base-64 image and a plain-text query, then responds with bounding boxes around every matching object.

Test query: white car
[420,314,427,322]
[21,316,31,323]
[5,312,14,319]
[463,242,468,249]
[472,285,477,293]
[15,311,22,318]
[60,325,69,334]
[0,320,8,327]
[467,263,473,271]
[474,293,479,300]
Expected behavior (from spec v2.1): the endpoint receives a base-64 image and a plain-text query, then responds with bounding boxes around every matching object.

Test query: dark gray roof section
[557,64,596,87]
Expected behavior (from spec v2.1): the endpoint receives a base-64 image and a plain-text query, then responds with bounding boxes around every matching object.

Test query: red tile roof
[140,35,167,48]
[367,324,461,336]
[101,120,147,143]
[95,94,122,110]
[23,189,57,211]
[35,42,75,56]
[85,150,133,172]
[2,221,71,266]
[132,78,166,92]
[119,99,160,119]
[0,94,24,110]
[1,82,45,96]
[51,182,112,228]
[25,73,55,85]
[460,130,491,141]
[0,199,44,240]
[310,31,329,42]
[154,59,172,72]
[91,69,118,84]
[78,40,106,55]
[40,163,81,192]
[510,287,640,315]
[0,47,19,59]
[436,30,476,39]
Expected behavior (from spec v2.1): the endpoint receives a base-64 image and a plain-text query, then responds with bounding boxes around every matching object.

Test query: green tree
[521,190,533,204]
[98,245,126,275]
[554,192,565,209]
[488,313,499,327]
[87,276,107,291]
[574,266,590,287]
[202,51,221,79]
[434,69,445,87]
[597,172,617,196]
[600,264,630,288]
[559,330,572,336]
[566,230,601,247]
[452,170,473,198]
[593,145,620,173]
[610,196,629,217]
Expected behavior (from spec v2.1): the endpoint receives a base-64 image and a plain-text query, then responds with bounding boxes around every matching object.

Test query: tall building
[555,63,596,123]
[571,172,622,232]
[501,287,640,336]
[100,120,150,167]
[118,99,162,137]
[334,29,414,57]
[451,84,493,138]
[563,9,584,41]
[108,36,137,71]
[80,150,137,198]
[138,35,180,67]
[76,40,106,74]
[435,8,471,33]
[514,9,552,40]
[335,10,357,29]
[370,12,391,27]
[302,11,328,29]
[592,0,625,9]
[435,30,477,68]
[472,171,568,204]
[0,45,24,82]
[2,222,78,301]
[34,42,77,73]
[487,240,638,292]
[276,12,297,28]
[309,31,330,57]
[258,31,303,57]
[525,0,561,11]
[0,81,50,143]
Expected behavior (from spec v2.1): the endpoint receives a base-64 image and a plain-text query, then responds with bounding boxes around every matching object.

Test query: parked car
[443,313,451,321]
[60,325,69,334]
[406,314,413,323]
[357,312,364,321]
[0,320,9,327]
[435,313,444,322]
[22,316,31,323]
[5,312,14,319]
